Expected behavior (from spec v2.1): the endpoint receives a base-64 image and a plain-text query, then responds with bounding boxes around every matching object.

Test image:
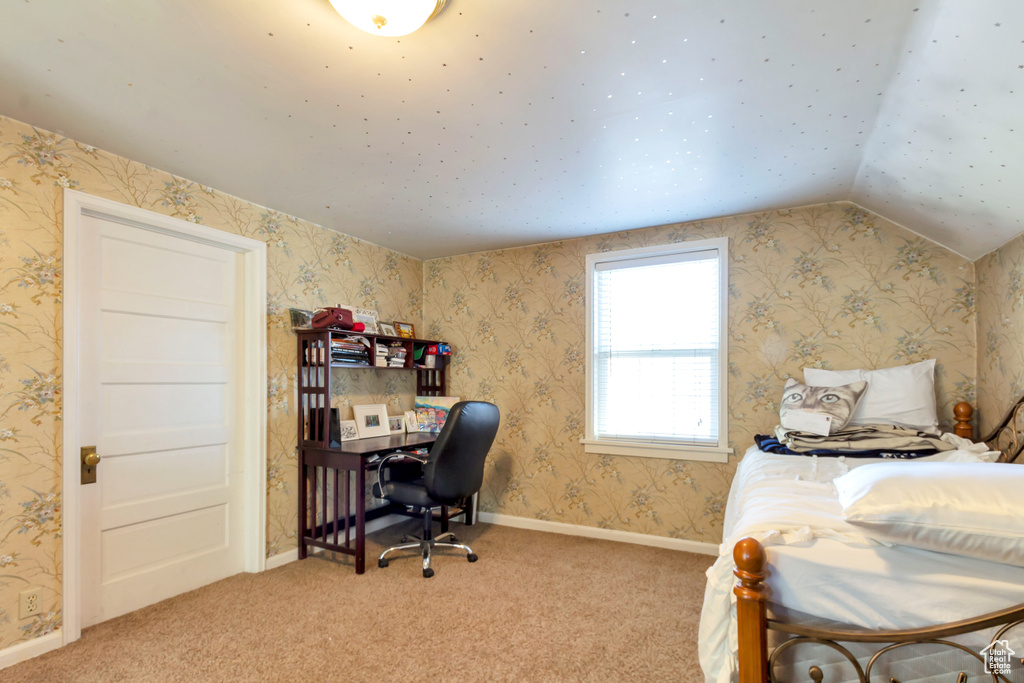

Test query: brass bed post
[734,537,770,683]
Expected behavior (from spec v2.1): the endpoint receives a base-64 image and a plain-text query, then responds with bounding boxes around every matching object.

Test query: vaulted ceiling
[1,1,1021,260]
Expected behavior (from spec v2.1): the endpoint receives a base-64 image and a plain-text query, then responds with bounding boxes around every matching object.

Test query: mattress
[698,442,1024,683]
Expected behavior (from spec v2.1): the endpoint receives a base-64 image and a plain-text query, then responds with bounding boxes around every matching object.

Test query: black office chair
[373,401,499,578]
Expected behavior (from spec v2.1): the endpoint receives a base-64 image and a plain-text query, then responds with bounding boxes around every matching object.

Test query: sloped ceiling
[851,1,1024,258]
[0,0,1020,260]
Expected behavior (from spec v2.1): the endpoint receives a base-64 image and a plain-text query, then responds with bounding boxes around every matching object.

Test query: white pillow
[804,359,937,430]
[834,461,1024,567]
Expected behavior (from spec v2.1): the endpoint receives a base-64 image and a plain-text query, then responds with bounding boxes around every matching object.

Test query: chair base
[378,531,478,578]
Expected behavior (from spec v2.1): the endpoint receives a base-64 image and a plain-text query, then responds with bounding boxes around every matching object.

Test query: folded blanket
[771,423,955,454]
[754,434,940,458]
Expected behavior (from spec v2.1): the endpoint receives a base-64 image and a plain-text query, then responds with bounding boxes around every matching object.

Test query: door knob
[81,446,100,484]
[82,447,100,467]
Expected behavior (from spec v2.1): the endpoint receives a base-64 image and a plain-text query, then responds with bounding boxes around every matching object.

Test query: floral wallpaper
[423,204,977,542]
[0,114,422,650]
[975,234,1024,437]
[0,109,992,656]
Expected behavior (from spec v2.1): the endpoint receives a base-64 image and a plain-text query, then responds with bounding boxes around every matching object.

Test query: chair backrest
[423,401,500,505]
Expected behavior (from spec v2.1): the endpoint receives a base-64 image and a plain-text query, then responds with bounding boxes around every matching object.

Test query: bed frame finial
[734,537,770,683]
[953,401,974,440]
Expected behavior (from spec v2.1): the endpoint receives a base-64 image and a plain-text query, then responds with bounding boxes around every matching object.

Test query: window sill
[580,438,732,463]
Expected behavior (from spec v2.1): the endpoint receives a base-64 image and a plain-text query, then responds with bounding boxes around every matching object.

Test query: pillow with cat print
[779,378,868,436]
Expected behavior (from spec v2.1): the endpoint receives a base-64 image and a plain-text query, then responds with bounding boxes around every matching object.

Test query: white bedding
[698,438,1024,683]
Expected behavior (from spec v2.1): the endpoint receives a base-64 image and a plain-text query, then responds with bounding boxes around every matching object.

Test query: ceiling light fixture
[329,0,448,37]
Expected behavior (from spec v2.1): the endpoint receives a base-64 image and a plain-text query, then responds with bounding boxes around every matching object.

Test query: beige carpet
[4,522,716,682]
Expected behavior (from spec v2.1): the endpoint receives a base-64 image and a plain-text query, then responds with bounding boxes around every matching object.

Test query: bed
[698,361,1024,683]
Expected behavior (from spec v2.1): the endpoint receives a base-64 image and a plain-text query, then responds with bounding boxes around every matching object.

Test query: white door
[78,213,245,626]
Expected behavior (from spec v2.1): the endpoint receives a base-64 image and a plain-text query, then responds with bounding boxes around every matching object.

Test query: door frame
[61,189,267,644]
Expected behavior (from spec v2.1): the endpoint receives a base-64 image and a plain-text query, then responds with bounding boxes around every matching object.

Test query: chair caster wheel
[400,535,409,543]
[448,535,458,544]
[423,568,434,578]
[467,553,478,563]
[378,558,389,568]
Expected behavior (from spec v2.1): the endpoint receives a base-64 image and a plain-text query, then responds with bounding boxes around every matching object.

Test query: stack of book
[386,343,407,368]
[374,344,389,367]
[330,337,369,366]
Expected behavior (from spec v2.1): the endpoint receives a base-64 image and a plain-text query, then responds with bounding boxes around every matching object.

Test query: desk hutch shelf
[294,328,449,573]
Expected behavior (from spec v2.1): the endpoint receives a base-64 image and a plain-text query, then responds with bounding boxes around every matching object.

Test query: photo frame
[352,404,390,439]
[289,308,313,329]
[388,415,405,434]
[338,304,380,334]
[337,419,359,441]
[404,410,419,433]
[379,322,398,337]
[395,321,415,339]
[414,395,460,435]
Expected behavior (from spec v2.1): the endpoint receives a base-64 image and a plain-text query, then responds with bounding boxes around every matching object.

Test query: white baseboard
[0,631,63,671]
[477,512,720,556]
[265,548,300,570]
[264,513,410,570]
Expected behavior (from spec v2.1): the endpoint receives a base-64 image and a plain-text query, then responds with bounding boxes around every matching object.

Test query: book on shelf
[331,335,371,349]
[331,353,369,362]
[332,347,368,355]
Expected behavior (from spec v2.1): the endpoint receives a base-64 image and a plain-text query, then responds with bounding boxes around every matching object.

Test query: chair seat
[379,478,436,509]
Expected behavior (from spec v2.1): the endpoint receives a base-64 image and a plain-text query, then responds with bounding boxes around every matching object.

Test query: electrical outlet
[19,588,41,619]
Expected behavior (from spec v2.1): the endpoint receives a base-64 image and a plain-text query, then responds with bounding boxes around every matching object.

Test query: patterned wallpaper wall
[0,114,422,650]
[0,109,993,655]
[423,204,977,541]
[975,234,1024,436]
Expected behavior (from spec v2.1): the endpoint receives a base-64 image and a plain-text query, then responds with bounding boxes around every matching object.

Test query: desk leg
[466,492,477,525]
[298,458,308,559]
[355,464,366,574]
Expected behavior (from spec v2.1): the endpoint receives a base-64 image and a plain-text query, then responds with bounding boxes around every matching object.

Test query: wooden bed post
[953,401,973,440]
[734,537,770,683]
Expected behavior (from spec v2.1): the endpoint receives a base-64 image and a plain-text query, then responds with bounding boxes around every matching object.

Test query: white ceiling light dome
[329,0,448,37]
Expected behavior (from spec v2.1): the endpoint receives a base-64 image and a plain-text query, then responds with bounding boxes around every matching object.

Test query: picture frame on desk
[404,410,419,433]
[414,395,460,434]
[337,419,358,441]
[352,404,390,439]
[394,321,415,338]
[388,415,405,434]
[378,322,398,337]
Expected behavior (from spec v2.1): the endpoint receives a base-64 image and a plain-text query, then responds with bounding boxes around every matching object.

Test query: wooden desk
[298,432,437,574]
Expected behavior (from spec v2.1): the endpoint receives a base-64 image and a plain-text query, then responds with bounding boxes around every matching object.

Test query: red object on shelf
[312,307,356,331]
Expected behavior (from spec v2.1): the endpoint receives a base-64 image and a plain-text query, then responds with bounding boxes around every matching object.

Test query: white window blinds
[591,244,724,447]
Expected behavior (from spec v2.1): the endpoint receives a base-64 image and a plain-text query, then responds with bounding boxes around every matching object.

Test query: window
[583,237,730,462]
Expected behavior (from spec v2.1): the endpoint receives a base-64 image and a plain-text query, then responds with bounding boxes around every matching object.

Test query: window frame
[582,237,731,463]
